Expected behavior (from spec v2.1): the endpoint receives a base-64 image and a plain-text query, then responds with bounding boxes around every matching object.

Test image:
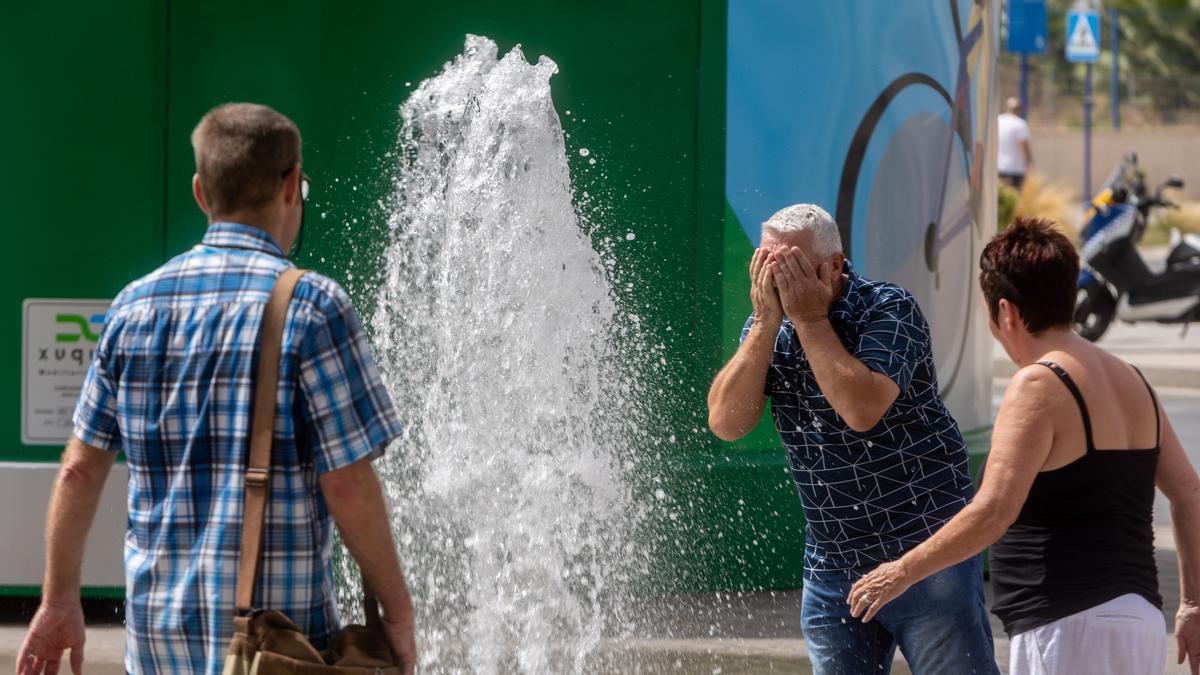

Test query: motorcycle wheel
[1074,279,1117,342]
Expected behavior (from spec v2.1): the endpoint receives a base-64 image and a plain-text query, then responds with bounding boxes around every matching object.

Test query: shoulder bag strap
[235,268,307,614]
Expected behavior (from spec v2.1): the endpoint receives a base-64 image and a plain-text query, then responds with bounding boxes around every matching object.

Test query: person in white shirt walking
[998,97,1034,189]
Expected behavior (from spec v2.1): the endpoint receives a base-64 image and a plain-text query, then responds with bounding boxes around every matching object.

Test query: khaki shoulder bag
[223,268,403,675]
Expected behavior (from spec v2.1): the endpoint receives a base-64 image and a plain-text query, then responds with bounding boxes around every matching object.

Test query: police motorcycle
[1073,152,1197,342]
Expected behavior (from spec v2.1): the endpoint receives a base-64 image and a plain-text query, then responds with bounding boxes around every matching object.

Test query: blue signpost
[1111,7,1120,130]
[1067,4,1101,202]
[1007,0,1048,117]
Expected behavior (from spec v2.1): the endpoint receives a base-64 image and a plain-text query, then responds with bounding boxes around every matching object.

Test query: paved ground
[2,325,1197,673]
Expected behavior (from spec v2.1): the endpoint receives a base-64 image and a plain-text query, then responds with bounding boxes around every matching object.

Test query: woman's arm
[847,366,1059,622]
[1154,407,1200,674]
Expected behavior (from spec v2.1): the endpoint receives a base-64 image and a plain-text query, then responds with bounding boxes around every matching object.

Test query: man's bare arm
[42,437,115,603]
[773,250,899,432]
[707,248,783,441]
[794,319,900,432]
[707,319,777,440]
[320,457,416,672]
[17,436,115,675]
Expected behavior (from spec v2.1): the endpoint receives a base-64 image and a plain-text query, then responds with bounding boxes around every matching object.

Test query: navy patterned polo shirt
[741,261,972,581]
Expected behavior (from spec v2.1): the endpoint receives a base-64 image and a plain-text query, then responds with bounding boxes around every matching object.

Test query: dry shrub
[1012,172,1079,241]
[997,184,1019,232]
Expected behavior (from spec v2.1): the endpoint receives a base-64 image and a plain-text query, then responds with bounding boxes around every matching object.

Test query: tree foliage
[1009,0,1200,123]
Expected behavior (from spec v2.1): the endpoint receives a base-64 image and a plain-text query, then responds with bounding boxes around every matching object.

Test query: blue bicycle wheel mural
[726,0,998,432]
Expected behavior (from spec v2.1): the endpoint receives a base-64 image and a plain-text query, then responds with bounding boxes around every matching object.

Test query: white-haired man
[707,204,998,674]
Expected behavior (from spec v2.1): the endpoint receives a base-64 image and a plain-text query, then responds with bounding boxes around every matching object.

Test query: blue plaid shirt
[742,261,972,581]
[73,222,403,675]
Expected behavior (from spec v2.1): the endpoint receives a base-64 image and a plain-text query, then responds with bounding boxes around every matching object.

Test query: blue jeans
[801,556,999,675]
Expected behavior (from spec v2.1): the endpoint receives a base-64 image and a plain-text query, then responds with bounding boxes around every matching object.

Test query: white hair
[761,203,843,257]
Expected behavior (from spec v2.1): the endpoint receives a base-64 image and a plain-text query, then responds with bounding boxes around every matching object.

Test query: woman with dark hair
[846,217,1200,674]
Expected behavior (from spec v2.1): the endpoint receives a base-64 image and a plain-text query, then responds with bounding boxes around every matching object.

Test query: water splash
[362,35,650,674]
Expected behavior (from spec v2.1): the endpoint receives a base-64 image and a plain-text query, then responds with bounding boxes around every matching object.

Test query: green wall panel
[1,3,167,461]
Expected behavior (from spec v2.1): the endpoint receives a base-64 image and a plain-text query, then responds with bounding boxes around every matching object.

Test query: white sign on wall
[22,299,112,446]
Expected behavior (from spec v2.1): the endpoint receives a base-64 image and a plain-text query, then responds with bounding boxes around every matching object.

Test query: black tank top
[990,361,1163,636]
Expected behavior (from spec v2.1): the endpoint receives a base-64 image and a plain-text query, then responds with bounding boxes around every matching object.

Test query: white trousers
[1009,593,1166,675]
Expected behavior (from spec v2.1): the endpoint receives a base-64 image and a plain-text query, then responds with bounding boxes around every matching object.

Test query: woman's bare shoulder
[994,364,1073,427]
[1007,361,1062,395]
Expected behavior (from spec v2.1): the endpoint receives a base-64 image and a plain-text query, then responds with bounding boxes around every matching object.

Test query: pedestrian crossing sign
[1065,10,1101,63]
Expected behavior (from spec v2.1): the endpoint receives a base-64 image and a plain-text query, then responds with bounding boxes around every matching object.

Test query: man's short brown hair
[191,103,302,216]
[979,216,1079,335]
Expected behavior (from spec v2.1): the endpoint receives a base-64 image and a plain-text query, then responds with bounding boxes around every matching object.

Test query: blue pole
[1084,62,1093,201]
[1110,8,1120,130]
[1021,53,1029,118]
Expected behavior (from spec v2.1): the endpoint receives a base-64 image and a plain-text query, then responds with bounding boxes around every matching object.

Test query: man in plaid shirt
[17,103,416,675]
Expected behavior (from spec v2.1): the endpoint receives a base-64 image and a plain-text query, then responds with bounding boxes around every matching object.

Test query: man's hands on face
[750,248,784,328]
[772,246,838,325]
